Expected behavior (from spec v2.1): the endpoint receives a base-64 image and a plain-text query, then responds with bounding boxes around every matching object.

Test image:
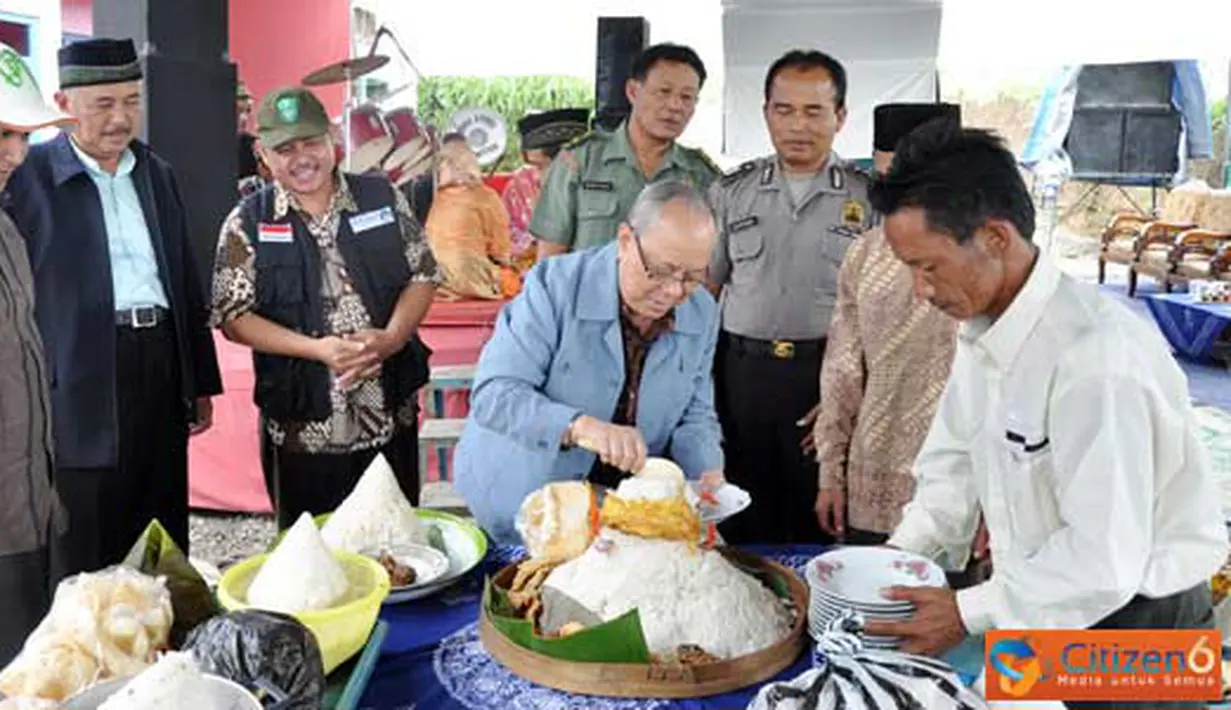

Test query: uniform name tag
[257,222,293,243]
[581,180,614,191]
[348,206,395,234]
[730,215,759,233]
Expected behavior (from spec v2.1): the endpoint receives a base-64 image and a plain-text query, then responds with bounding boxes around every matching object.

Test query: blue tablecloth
[1144,293,1231,362]
[359,545,985,710]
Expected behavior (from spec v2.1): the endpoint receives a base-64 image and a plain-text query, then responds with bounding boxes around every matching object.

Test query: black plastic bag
[184,610,325,709]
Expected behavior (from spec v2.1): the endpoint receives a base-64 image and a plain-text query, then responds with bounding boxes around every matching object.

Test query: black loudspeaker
[143,54,238,285]
[93,0,227,61]
[595,17,649,132]
[1064,62,1181,183]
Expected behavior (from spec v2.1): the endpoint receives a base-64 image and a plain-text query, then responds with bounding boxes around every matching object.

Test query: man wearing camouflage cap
[211,86,442,529]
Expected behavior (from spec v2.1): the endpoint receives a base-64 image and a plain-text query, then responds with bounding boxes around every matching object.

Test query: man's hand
[339,329,407,386]
[699,470,725,493]
[345,328,406,362]
[972,514,990,562]
[798,403,821,454]
[815,489,846,537]
[189,397,213,436]
[862,586,967,657]
[314,335,379,387]
[569,415,647,474]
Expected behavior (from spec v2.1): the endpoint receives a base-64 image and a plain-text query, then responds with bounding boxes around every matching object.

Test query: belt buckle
[771,340,795,359]
[132,307,158,329]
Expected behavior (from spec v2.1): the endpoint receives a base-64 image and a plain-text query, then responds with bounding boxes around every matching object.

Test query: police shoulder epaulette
[721,159,758,185]
[841,159,874,181]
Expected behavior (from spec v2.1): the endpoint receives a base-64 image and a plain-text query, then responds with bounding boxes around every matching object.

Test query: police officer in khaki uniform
[708,50,872,545]
[532,43,719,257]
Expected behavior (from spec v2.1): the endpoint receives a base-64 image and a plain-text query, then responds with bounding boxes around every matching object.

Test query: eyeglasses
[630,227,708,289]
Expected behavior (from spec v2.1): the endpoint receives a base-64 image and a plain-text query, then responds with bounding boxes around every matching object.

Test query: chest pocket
[351,224,412,298]
[999,421,1060,555]
[576,190,620,246]
[254,244,307,312]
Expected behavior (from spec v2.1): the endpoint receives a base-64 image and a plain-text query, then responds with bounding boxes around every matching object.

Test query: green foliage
[417,76,594,172]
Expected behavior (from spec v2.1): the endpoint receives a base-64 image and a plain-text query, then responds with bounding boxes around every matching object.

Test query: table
[361,545,985,710]
[1144,293,1231,363]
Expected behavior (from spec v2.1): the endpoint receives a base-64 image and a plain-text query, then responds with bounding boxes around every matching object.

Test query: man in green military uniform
[707,50,873,545]
[533,43,719,257]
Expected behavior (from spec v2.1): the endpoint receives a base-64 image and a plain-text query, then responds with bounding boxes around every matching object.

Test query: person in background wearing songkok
[424,139,519,300]
[211,86,441,530]
[862,123,1227,686]
[502,108,589,271]
[811,103,961,546]
[0,42,73,665]
[7,38,222,577]
[707,50,872,545]
[455,181,725,542]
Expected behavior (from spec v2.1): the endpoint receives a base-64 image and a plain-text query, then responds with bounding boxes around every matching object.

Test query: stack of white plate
[805,546,948,651]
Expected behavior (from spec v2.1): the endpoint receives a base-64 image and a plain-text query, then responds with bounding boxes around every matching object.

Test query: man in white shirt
[862,122,1227,680]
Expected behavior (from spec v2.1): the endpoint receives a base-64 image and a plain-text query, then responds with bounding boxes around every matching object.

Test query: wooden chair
[1099,182,1209,295]
[1165,190,1231,289]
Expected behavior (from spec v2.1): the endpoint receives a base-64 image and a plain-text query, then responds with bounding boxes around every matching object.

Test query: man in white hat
[0,42,74,664]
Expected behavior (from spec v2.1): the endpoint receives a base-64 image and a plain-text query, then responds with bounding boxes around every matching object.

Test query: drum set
[302,54,436,187]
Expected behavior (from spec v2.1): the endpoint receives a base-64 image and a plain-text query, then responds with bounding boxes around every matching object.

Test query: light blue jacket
[453,242,724,543]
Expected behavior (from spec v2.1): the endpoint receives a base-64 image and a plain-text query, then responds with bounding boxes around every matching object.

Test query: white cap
[0,43,74,132]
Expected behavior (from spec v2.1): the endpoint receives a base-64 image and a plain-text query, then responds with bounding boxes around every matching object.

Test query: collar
[272,169,358,220]
[575,241,706,335]
[603,120,684,172]
[67,136,136,179]
[760,152,845,195]
[49,133,140,187]
[958,249,1061,370]
[620,300,676,340]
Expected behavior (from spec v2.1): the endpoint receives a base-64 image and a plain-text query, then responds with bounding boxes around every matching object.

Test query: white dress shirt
[888,254,1227,634]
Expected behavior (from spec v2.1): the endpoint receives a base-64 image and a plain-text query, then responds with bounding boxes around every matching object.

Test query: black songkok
[58,38,143,89]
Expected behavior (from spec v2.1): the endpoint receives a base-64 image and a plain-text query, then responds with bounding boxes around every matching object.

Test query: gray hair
[625,180,715,238]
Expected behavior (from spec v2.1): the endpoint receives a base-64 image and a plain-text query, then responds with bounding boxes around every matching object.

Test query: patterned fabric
[587,306,676,488]
[813,229,957,534]
[500,165,542,270]
[210,172,441,454]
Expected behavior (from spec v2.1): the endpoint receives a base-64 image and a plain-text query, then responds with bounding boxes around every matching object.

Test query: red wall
[57,0,349,118]
[61,0,93,36]
[228,0,349,119]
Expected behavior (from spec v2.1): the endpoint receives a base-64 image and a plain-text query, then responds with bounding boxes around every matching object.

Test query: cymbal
[302,55,390,86]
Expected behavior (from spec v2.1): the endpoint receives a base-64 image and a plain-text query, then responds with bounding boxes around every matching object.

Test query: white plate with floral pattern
[806,546,947,606]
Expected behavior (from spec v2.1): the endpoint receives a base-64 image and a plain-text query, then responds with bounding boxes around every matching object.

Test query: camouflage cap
[257,86,330,149]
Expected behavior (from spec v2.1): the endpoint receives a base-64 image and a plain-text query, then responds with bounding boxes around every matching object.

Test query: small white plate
[690,481,752,523]
[365,543,450,592]
[807,547,946,605]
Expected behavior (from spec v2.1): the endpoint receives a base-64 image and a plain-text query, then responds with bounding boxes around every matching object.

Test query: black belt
[116,305,170,329]
[723,332,825,360]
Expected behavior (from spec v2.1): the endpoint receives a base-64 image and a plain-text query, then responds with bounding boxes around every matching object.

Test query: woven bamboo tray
[479,551,808,698]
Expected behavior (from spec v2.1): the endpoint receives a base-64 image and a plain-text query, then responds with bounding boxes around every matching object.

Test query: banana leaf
[122,519,220,647]
[482,577,652,663]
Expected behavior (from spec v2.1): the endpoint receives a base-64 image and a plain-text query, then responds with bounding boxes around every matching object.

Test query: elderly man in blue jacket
[455,180,724,542]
